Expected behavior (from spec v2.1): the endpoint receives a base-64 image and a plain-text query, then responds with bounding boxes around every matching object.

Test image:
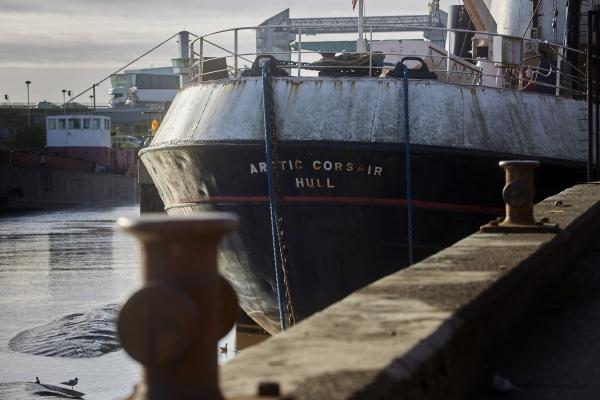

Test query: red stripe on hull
[169,195,504,215]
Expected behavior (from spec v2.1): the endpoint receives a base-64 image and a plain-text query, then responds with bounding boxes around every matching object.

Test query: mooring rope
[403,64,415,265]
[261,58,287,332]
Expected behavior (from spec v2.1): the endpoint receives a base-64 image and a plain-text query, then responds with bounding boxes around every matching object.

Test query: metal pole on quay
[25,80,31,127]
[92,84,97,111]
[61,89,67,114]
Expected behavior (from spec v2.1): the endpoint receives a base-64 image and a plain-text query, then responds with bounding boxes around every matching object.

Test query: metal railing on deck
[189,23,592,99]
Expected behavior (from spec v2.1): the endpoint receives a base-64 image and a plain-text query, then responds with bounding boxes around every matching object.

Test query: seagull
[60,377,78,390]
[219,343,228,354]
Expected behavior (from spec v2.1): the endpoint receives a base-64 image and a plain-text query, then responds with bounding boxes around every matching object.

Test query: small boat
[33,383,85,398]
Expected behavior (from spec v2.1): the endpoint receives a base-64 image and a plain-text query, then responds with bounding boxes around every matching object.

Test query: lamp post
[62,89,66,114]
[25,81,31,127]
[92,84,96,111]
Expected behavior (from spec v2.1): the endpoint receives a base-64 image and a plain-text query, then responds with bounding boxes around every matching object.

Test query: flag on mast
[352,0,359,10]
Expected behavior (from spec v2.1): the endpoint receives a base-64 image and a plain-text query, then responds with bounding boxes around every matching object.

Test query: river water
[0,206,235,399]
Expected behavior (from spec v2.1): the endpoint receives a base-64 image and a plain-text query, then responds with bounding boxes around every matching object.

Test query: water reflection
[48,227,114,271]
[0,206,142,400]
[0,206,235,399]
[0,232,50,274]
[9,304,120,358]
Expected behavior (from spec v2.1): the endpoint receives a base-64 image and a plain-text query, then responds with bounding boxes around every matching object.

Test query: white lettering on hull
[295,177,335,189]
[250,158,382,191]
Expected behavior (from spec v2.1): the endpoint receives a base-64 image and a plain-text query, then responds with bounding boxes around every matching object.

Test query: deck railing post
[189,41,195,82]
[297,26,302,78]
[234,29,239,78]
[199,37,205,81]
[555,44,563,97]
[117,213,239,400]
[446,42,451,82]
[519,38,525,90]
[369,25,373,77]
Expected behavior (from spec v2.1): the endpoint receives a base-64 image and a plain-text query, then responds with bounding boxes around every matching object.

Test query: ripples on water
[0,206,142,399]
[9,304,120,358]
[0,206,237,399]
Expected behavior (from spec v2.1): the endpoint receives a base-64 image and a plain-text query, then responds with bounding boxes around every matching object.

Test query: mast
[462,0,497,32]
[357,0,366,52]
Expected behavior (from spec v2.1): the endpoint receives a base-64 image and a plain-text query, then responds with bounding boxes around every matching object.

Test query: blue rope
[403,65,415,265]
[261,59,286,332]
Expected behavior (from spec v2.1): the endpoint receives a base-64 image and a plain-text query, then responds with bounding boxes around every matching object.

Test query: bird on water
[219,342,228,354]
[60,377,78,389]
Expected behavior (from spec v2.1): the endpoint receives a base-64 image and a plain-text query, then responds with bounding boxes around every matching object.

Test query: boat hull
[141,141,582,333]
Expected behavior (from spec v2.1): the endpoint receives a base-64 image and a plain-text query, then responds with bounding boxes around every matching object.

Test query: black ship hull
[141,141,582,333]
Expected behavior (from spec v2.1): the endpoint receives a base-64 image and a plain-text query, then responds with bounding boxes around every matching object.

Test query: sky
[0,0,460,105]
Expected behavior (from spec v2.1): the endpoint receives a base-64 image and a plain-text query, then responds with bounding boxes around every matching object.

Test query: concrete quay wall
[0,164,137,209]
[220,183,600,399]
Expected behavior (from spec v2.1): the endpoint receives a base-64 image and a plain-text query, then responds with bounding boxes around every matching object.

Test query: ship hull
[141,141,582,333]
[141,76,586,333]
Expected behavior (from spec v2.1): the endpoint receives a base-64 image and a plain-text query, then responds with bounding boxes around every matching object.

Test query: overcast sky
[0,0,459,105]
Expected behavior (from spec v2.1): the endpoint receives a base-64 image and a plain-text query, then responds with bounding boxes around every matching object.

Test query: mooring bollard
[499,160,539,226]
[117,213,239,400]
[481,160,558,233]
